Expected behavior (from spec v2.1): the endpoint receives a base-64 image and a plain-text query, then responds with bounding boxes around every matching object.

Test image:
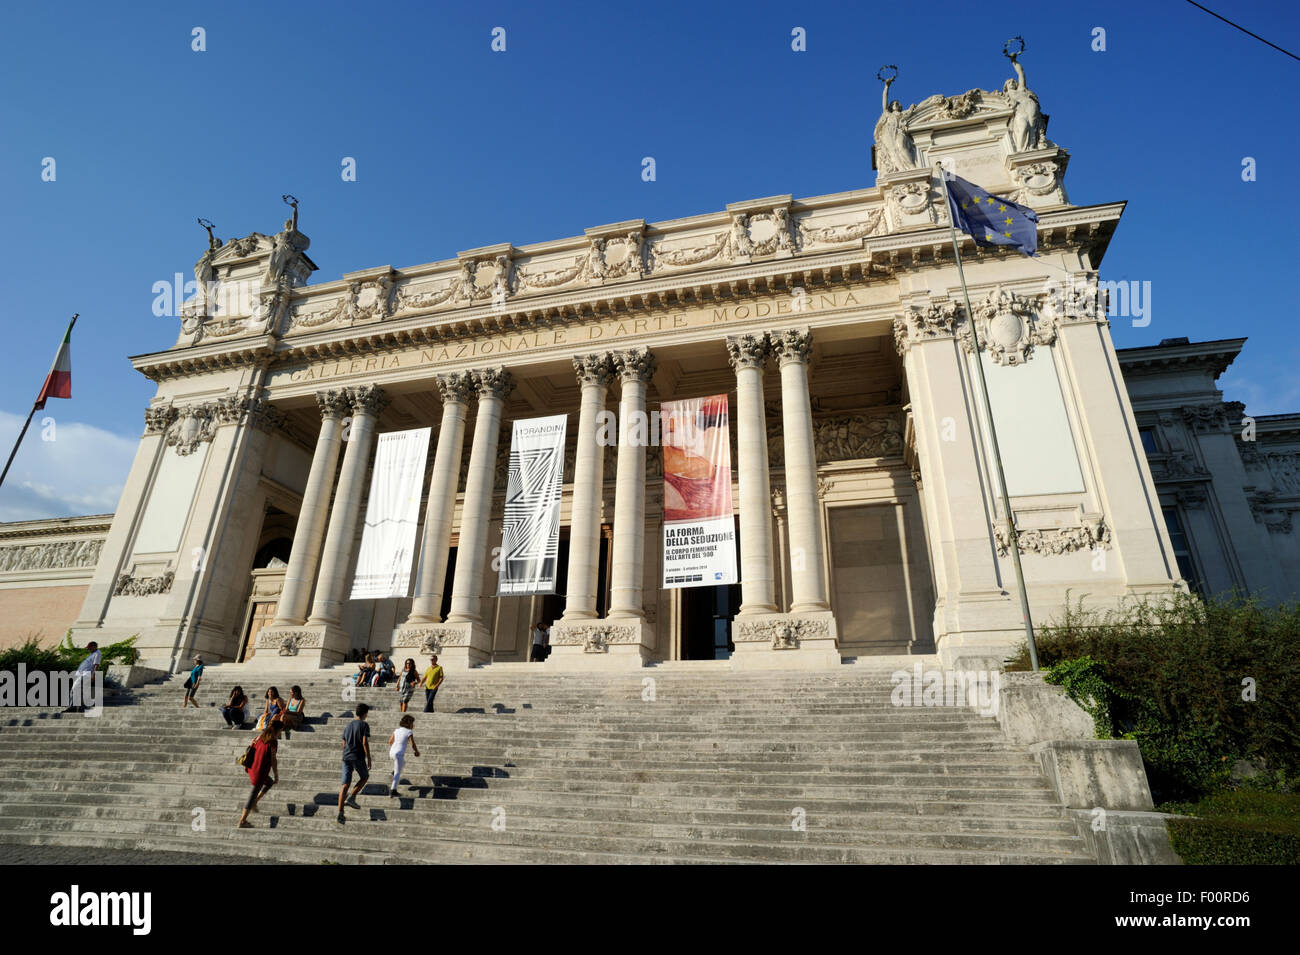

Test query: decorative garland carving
[549,623,641,651]
[732,617,830,649]
[993,518,1111,556]
[114,570,175,597]
[797,208,885,246]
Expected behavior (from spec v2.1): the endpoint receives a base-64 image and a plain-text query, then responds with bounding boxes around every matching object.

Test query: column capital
[892,300,961,356]
[726,332,771,370]
[472,366,516,400]
[315,389,352,420]
[770,327,813,366]
[612,347,656,383]
[143,403,178,435]
[573,353,616,388]
[435,371,475,405]
[346,384,391,418]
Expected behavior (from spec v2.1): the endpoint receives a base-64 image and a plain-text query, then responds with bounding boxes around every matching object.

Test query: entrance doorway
[679,583,741,660]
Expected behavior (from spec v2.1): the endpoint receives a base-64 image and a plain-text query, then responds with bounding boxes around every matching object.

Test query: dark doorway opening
[537,530,611,625]
[680,583,741,660]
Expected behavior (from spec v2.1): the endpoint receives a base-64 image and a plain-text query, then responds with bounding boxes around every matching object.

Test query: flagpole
[934,166,1040,671]
[0,314,79,494]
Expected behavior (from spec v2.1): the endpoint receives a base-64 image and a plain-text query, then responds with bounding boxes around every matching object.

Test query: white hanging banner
[498,414,568,596]
[350,427,431,600]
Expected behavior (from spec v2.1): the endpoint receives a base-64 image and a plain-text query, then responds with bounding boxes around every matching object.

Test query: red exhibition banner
[661,394,738,588]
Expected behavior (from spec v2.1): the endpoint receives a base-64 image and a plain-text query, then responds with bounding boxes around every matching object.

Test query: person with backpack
[387,713,420,797]
[337,703,372,824]
[237,720,281,828]
[181,656,204,708]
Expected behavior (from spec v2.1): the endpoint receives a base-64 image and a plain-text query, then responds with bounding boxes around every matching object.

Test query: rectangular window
[1161,505,1201,595]
[1139,428,1159,455]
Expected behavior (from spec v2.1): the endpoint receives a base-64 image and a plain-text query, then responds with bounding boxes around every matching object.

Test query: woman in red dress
[237,721,281,828]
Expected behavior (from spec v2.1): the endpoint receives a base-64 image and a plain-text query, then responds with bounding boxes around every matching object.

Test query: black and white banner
[350,427,431,599]
[498,414,568,595]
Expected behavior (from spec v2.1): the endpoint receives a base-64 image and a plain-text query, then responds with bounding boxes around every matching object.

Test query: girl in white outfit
[388,713,420,797]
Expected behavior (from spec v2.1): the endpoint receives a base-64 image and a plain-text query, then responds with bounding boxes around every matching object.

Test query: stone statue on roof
[874,68,919,176]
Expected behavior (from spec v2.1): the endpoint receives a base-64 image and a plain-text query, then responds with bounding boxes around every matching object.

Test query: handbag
[183,677,193,689]
[237,742,256,768]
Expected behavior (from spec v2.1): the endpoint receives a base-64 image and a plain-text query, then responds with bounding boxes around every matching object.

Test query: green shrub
[1161,791,1300,865]
[1007,592,1300,802]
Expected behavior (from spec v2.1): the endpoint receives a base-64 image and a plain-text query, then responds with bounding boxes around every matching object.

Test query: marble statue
[874,72,919,175]
[1003,52,1047,152]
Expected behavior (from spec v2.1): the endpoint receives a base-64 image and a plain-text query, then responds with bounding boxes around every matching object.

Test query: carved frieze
[732,617,830,649]
[0,538,103,573]
[549,623,641,652]
[993,517,1111,556]
[797,208,885,247]
[392,627,472,654]
[114,570,175,597]
[1182,403,1230,434]
[144,404,179,435]
[1038,273,1106,326]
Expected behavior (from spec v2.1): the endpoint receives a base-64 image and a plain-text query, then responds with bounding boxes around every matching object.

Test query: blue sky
[1,0,1297,519]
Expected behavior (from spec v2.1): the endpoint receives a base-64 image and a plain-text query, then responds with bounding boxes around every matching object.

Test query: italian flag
[35,317,75,411]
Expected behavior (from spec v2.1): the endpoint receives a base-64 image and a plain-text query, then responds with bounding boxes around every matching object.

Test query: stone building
[3,73,1294,669]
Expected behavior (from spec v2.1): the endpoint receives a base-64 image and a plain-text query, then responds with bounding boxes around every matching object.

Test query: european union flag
[943,170,1038,256]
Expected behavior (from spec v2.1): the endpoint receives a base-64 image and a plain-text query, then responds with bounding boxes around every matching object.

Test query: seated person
[221,686,248,729]
[256,686,285,732]
[373,653,396,687]
[283,685,307,738]
[354,653,376,687]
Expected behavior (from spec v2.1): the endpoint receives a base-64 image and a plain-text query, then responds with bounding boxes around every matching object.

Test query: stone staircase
[0,661,1097,864]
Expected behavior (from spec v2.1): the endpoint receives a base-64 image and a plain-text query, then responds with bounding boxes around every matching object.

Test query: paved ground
[0,844,280,865]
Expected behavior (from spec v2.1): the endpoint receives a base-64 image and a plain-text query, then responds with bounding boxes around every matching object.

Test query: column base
[730,612,840,670]
[391,621,492,669]
[546,618,652,670]
[245,624,350,669]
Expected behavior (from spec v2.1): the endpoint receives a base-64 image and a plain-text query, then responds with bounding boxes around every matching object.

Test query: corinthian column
[404,372,474,624]
[271,389,350,627]
[307,384,389,629]
[727,333,778,615]
[562,354,615,620]
[445,367,514,626]
[608,348,656,619]
[771,328,829,612]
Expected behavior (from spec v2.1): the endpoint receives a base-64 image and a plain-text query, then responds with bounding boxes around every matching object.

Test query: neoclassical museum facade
[4,76,1295,672]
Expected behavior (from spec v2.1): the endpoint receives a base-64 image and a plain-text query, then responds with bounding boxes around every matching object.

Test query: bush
[1006,592,1300,802]
[0,631,138,674]
[1160,792,1300,865]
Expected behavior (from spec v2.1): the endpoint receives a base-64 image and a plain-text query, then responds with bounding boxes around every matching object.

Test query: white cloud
[0,411,137,522]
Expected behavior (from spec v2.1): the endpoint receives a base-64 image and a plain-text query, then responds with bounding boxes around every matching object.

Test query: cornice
[133,190,1128,384]
[1117,338,1245,378]
[0,514,114,540]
